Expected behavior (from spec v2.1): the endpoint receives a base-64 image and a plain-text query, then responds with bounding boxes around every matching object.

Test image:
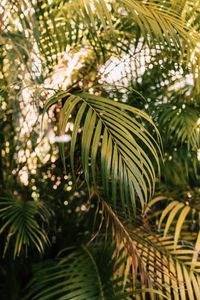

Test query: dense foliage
[0,0,200,299]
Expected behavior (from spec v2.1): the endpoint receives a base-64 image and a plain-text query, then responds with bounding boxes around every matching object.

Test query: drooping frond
[44,91,160,214]
[24,244,127,300]
[136,233,200,300]
[100,199,200,299]
[3,0,200,79]
[99,200,170,298]
[157,102,200,149]
[62,0,197,45]
[146,191,200,248]
[0,196,50,258]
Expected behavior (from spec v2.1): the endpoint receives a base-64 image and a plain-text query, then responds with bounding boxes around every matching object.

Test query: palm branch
[1,1,200,299]
[23,244,128,300]
[147,191,200,248]
[0,196,50,258]
[100,199,200,299]
[44,91,160,214]
[157,102,200,150]
[2,0,200,76]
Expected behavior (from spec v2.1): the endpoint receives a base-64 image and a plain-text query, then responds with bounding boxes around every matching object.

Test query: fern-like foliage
[24,244,127,300]
[45,91,160,214]
[1,1,200,299]
[157,102,200,149]
[147,191,200,248]
[62,0,197,44]
[3,0,200,80]
[0,196,50,258]
[99,199,200,299]
[27,225,200,300]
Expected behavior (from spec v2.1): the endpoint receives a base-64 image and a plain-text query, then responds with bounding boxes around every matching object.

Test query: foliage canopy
[0,0,200,299]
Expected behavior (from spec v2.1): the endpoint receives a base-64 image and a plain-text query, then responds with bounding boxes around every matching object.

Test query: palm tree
[0,0,200,299]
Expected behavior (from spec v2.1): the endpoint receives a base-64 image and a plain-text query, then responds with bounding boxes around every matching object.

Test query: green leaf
[24,244,128,300]
[45,91,160,214]
[0,197,50,258]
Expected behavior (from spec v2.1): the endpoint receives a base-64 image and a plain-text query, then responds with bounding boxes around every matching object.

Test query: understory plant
[0,0,200,299]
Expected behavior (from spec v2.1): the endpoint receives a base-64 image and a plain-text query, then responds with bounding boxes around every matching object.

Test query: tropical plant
[0,0,200,299]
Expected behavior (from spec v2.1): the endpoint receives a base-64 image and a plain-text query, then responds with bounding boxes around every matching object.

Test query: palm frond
[138,234,200,300]
[64,0,196,45]
[158,103,200,149]
[161,147,199,186]
[171,0,188,13]
[147,191,200,248]
[24,244,128,300]
[99,199,200,299]
[45,91,160,214]
[4,0,200,78]
[0,196,50,258]
[99,200,169,298]
[31,0,85,68]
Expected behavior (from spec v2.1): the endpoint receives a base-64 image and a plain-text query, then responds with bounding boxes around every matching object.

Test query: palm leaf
[24,244,128,300]
[0,196,50,258]
[4,0,200,79]
[147,192,200,248]
[99,200,200,299]
[158,103,200,149]
[44,91,160,214]
[63,0,196,44]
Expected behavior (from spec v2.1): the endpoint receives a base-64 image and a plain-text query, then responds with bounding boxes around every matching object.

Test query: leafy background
[0,0,200,299]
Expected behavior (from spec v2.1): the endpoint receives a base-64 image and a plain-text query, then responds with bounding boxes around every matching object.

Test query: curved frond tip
[23,245,127,300]
[45,91,161,213]
[0,197,50,258]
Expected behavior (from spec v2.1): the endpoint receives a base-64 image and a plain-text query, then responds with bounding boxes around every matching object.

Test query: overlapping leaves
[4,0,200,77]
[100,200,200,299]
[45,91,160,213]
[158,102,200,149]
[147,192,200,250]
[24,244,127,300]
[0,196,50,258]
[62,0,196,44]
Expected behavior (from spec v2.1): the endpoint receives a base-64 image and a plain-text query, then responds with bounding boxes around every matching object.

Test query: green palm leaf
[136,234,200,300]
[147,191,200,249]
[4,0,200,77]
[24,245,128,300]
[45,91,160,214]
[0,197,50,258]
[100,200,200,299]
[62,0,197,44]
[158,103,200,149]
